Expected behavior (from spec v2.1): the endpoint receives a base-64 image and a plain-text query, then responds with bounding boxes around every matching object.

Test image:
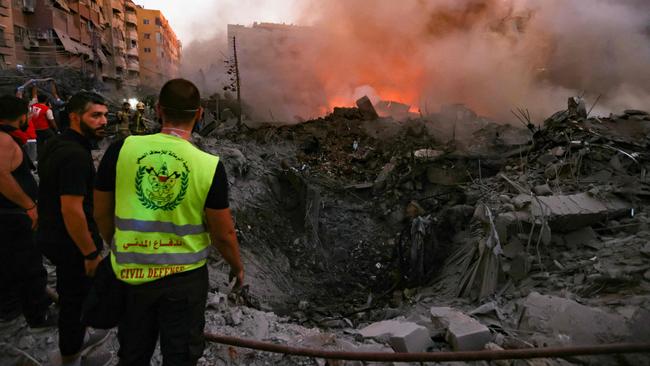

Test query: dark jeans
[39,239,92,356]
[0,213,50,324]
[117,265,208,366]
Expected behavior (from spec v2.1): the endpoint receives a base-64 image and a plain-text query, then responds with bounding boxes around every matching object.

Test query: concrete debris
[430,307,492,351]
[375,100,411,120]
[567,96,587,119]
[518,292,630,345]
[413,149,444,161]
[0,343,41,366]
[387,323,433,353]
[358,319,410,341]
[6,75,650,365]
[528,193,631,232]
[356,95,379,120]
[373,158,398,192]
[562,226,598,249]
[532,184,553,196]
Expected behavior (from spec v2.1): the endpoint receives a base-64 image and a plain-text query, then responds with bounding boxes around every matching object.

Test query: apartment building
[136,6,180,89]
[0,0,180,91]
[5,0,108,77]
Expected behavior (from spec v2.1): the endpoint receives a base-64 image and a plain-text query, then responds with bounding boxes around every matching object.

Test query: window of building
[143,19,149,25]
[13,25,24,42]
[144,33,150,39]
[155,32,161,43]
[22,0,34,11]
[155,17,162,26]
[144,47,151,53]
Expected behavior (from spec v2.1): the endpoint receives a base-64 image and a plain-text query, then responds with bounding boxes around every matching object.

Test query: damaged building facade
[0,0,180,90]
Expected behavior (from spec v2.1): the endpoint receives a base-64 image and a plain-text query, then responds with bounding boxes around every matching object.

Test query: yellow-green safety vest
[111,133,219,285]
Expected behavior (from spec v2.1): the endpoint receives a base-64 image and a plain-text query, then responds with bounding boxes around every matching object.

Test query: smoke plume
[181,0,650,122]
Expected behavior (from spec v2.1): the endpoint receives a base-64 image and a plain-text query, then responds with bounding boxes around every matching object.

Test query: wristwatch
[84,249,100,260]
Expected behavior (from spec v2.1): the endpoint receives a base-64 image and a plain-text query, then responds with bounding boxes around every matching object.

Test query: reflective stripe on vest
[115,217,206,236]
[112,133,219,285]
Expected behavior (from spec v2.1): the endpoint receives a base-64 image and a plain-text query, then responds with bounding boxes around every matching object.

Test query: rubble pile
[2,98,650,365]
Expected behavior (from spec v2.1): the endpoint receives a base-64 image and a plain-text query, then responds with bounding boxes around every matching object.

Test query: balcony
[111,0,122,11]
[127,59,139,71]
[126,29,138,40]
[126,47,138,57]
[125,12,137,25]
[112,38,126,50]
[114,56,126,69]
[112,18,124,29]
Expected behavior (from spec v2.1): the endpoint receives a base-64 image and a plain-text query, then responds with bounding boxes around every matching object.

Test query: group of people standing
[0,79,244,366]
[116,100,149,138]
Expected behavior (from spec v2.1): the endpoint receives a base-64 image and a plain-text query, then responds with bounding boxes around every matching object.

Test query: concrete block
[528,193,631,232]
[356,95,379,120]
[387,323,433,353]
[358,320,404,340]
[519,292,630,345]
[359,320,433,353]
[430,307,492,351]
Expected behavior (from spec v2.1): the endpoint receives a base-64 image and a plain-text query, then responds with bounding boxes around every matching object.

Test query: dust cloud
[181,0,650,122]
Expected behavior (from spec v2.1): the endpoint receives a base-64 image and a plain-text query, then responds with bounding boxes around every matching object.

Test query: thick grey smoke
[181,0,650,122]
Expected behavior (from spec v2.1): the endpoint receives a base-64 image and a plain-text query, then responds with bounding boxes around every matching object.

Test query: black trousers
[0,213,50,325]
[117,265,208,366]
[36,128,55,161]
[39,239,92,356]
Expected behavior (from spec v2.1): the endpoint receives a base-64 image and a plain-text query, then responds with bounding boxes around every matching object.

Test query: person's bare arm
[205,208,244,286]
[46,109,57,130]
[0,134,37,229]
[93,189,115,245]
[61,195,101,276]
[50,81,60,99]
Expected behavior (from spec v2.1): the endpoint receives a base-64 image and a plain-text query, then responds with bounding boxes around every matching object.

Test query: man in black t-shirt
[37,92,111,366]
[94,79,243,366]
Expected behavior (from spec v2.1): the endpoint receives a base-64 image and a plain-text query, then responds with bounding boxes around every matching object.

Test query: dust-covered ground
[2,101,650,366]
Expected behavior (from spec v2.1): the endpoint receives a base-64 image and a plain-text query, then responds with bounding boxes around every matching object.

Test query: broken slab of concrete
[518,292,630,345]
[358,319,407,340]
[388,323,434,353]
[356,96,379,120]
[430,307,492,351]
[358,320,433,353]
[375,100,411,120]
[413,149,444,161]
[527,193,631,232]
[373,158,397,192]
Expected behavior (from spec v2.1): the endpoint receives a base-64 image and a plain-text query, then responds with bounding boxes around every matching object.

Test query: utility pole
[232,36,242,129]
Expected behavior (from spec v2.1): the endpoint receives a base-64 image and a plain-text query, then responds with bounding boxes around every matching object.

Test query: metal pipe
[204,333,650,362]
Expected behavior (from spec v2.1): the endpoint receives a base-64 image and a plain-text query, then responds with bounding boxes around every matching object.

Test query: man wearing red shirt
[31,92,58,159]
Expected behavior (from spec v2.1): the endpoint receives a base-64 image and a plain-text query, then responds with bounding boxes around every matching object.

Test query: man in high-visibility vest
[94,78,244,366]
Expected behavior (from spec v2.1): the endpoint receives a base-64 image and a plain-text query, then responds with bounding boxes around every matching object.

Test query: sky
[133,0,302,44]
